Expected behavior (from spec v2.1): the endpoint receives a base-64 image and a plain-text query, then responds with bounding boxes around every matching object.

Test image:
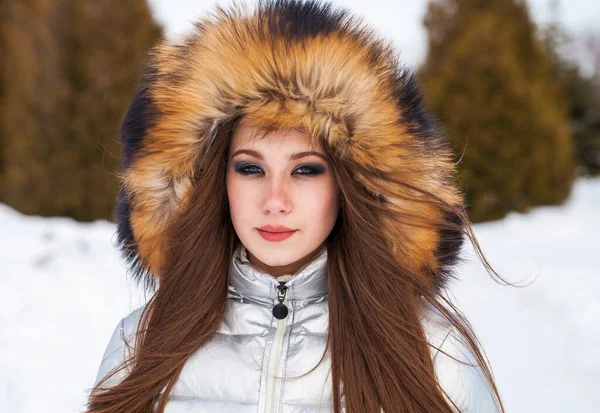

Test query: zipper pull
[273,281,289,319]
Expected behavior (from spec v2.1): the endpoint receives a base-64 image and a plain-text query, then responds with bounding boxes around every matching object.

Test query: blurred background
[1,0,598,412]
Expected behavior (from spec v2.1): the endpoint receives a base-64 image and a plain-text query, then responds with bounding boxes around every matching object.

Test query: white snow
[1,176,598,412]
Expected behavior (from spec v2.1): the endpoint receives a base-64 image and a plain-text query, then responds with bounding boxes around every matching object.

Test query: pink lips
[257,225,297,242]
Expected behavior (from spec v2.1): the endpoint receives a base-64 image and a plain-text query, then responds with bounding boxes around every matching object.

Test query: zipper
[272,281,289,320]
[265,282,289,413]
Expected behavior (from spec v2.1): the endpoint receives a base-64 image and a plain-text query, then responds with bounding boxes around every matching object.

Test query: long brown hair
[86,113,508,412]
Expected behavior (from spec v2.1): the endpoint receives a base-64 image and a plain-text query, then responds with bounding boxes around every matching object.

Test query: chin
[253,247,299,266]
[245,239,300,264]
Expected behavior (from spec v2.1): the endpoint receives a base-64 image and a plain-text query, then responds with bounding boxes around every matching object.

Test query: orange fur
[120,3,463,282]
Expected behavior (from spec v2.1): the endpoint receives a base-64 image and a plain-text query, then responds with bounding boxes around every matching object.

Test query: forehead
[229,121,323,152]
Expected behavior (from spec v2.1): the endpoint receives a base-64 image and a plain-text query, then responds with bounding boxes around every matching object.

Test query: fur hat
[115,0,465,289]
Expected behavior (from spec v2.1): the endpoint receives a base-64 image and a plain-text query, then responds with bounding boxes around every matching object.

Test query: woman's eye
[294,164,324,176]
[235,164,263,175]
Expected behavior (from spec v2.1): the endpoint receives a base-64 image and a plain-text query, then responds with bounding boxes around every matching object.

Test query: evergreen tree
[0,0,162,221]
[419,0,576,222]
[0,0,68,215]
[541,13,600,177]
[566,66,600,176]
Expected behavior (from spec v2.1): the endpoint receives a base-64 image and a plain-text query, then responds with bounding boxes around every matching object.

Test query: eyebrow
[230,149,327,161]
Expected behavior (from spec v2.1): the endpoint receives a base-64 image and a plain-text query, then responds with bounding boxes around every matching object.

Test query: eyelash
[234,163,324,177]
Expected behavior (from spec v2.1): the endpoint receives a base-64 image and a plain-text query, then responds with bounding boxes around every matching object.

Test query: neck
[227,242,329,308]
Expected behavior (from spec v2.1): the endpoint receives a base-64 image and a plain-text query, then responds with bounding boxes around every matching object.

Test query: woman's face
[226,121,340,277]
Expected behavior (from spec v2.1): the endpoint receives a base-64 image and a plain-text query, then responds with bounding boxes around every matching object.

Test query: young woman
[87,1,506,412]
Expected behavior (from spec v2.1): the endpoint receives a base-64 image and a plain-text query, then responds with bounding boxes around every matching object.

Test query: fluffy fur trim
[115,0,465,289]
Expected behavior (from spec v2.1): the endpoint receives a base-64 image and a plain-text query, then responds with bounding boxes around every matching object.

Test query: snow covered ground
[1,176,598,413]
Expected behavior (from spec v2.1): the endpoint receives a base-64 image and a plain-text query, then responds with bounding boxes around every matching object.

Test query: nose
[262,174,291,215]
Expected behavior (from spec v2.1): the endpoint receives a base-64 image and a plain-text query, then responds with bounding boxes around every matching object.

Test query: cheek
[301,178,339,225]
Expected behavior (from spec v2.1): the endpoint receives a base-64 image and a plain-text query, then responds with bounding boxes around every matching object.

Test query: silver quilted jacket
[94,243,500,412]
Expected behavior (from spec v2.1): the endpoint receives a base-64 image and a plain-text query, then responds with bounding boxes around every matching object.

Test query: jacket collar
[227,242,328,309]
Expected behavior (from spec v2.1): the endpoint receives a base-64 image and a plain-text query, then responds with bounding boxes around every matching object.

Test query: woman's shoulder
[93,304,146,388]
[420,301,502,412]
[107,304,147,351]
[120,304,146,333]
